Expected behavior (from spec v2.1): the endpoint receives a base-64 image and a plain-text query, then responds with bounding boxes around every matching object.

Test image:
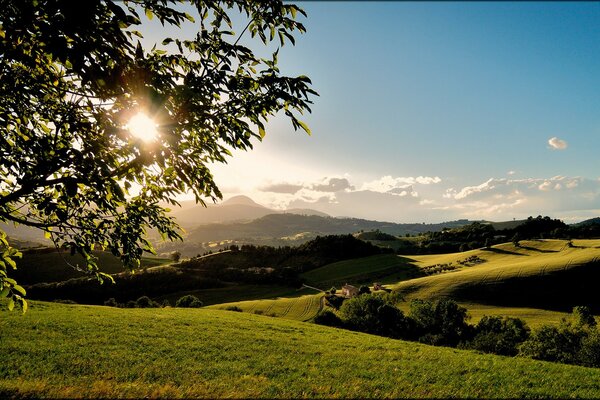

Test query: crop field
[208,293,324,321]
[390,239,600,312]
[301,254,422,288]
[3,301,600,398]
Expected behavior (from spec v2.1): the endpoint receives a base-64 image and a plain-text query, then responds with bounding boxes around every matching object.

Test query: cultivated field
[390,239,600,312]
[3,301,600,398]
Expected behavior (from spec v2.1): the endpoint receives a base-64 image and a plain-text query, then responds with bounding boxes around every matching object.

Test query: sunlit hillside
[3,302,600,398]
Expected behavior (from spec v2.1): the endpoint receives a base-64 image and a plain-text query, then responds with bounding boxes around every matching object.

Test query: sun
[127,112,159,142]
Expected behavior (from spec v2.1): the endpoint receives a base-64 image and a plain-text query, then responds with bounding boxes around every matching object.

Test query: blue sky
[143,2,600,222]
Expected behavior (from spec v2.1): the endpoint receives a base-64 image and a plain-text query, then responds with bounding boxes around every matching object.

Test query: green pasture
[390,239,600,312]
[300,254,421,288]
[3,301,600,398]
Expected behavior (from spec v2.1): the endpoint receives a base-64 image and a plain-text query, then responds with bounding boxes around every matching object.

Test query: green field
[390,239,600,312]
[208,293,324,321]
[3,301,600,398]
[301,254,422,288]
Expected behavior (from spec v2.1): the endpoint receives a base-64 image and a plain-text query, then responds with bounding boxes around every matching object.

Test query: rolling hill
[3,301,600,398]
[389,239,600,312]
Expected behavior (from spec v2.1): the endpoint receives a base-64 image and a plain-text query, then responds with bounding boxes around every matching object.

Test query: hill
[157,213,475,257]
[3,301,600,398]
[390,239,600,312]
[169,195,329,230]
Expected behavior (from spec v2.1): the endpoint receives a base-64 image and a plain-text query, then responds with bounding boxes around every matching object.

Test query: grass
[389,239,600,312]
[301,254,422,288]
[157,284,316,306]
[3,301,600,398]
[207,293,324,321]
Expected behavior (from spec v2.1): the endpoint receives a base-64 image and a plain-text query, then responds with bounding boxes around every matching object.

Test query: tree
[0,0,316,310]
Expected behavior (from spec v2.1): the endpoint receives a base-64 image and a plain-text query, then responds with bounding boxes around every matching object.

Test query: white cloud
[507,170,516,176]
[360,175,441,194]
[548,136,568,150]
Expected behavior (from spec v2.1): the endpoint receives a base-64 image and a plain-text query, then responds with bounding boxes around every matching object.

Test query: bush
[175,295,203,308]
[314,310,344,328]
[125,300,137,308]
[464,316,530,356]
[519,322,584,364]
[578,329,600,367]
[358,285,371,295]
[225,305,243,312]
[340,293,410,338]
[572,306,596,328]
[324,294,345,310]
[135,295,159,308]
[103,298,118,307]
[161,299,171,308]
[409,299,470,346]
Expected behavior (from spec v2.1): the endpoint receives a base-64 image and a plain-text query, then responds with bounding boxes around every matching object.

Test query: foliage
[572,305,596,328]
[175,294,203,308]
[313,309,343,328]
[134,295,159,308]
[408,299,471,346]
[224,305,242,312]
[463,316,530,356]
[339,293,410,338]
[518,322,584,364]
[0,0,315,307]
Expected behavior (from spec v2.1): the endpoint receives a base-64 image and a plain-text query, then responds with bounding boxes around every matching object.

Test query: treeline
[392,216,599,254]
[26,235,388,305]
[178,234,391,286]
[316,293,600,368]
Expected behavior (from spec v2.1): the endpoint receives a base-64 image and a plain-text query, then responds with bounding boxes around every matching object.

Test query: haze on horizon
[144,2,600,224]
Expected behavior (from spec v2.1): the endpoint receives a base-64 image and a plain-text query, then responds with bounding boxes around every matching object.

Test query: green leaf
[145,9,154,21]
[22,300,28,313]
[13,284,26,296]
[297,120,311,135]
[7,298,14,311]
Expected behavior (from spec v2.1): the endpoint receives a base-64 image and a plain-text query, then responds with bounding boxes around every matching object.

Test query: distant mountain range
[170,195,329,230]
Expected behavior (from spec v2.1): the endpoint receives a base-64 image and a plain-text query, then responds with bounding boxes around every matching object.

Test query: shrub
[340,293,409,338]
[135,296,159,308]
[519,322,584,364]
[409,299,470,346]
[465,316,530,356]
[572,306,596,328]
[358,285,371,295]
[324,294,345,310]
[314,310,344,328]
[125,300,137,308]
[103,298,118,307]
[161,299,171,308]
[175,295,203,308]
[53,299,77,304]
[329,286,337,295]
[225,305,243,312]
[578,329,600,367]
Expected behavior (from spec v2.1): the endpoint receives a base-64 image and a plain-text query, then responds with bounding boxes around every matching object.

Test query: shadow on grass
[518,245,559,253]
[451,261,600,313]
[483,248,526,256]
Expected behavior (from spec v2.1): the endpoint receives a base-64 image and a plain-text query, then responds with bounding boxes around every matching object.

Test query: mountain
[170,195,329,230]
[572,217,600,227]
[184,213,474,242]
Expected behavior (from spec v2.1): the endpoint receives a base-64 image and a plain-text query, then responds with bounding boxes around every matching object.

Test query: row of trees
[104,294,203,308]
[315,293,600,368]
[392,215,596,255]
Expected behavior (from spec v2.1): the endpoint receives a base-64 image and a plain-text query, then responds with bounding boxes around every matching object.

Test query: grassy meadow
[4,301,600,398]
[390,239,600,312]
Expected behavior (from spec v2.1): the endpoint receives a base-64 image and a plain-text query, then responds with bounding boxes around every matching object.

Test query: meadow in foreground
[2,301,600,398]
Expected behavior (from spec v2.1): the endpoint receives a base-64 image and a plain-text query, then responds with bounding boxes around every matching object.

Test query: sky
[143,2,600,223]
